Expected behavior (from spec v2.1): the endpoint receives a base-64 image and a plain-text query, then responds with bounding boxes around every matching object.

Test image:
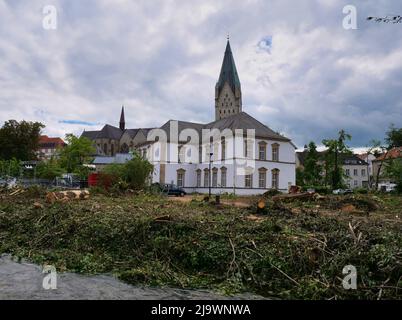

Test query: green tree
[296,167,305,186]
[123,153,154,189]
[303,142,322,186]
[385,124,402,149]
[384,158,402,193]
[322,130,352,189]
[36,159,65,180]
[59,134,95,173]
[102,152,153,190]
[0,158,21,177]
[0,120,45,160]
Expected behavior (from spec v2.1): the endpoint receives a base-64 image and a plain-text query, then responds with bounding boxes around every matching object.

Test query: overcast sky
[1,0,402,148]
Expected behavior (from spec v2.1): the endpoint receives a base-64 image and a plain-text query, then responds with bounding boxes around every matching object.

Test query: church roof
[89,124,123,140]
[81,130,100,140]
[216,40,241,94]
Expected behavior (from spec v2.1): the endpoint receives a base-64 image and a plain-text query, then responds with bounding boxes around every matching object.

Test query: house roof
[374,147,402,161]
[38,135,65,148]
[297,151,368,166]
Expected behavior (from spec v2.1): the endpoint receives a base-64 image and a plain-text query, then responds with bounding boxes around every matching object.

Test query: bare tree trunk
[375,150,389,190]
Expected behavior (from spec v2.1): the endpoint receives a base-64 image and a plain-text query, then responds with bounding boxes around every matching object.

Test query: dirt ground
[168,194,254,208]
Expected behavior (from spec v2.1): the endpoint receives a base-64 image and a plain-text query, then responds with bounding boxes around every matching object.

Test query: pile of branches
[0,191,401,300]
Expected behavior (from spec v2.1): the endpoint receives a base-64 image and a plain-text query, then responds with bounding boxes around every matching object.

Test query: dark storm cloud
[0,0,401,147]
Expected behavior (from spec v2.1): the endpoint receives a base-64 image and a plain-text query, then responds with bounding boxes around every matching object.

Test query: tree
[58,134,95,173]
[0,158,21,177]
[296,167,305,186]
[322,130,352,189]
[385,124,402,149]
[102,152,154,190]
[36,158,65,180]
[0,120,45,160]
[385,158,402,193]
[303,142,322,186]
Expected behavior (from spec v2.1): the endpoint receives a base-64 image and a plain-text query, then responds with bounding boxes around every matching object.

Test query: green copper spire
[215,40,241,94]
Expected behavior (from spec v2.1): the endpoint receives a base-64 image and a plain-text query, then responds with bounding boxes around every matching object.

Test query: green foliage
[322,130,352,189]
[0,120,45,161]
[301,185,332,194]
[36,159,65,180]
[354,187,369,194]
[302,142,323,186]
[73,165,93,180]
[296,167,305,186]
[58,134,95,173]
[1,192,402,299]
[385,158,402,193]
[386,124,402,149]
[0,158,21,177]
[102,153,153,190]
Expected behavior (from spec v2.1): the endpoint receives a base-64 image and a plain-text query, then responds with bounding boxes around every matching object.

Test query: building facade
[296,151,369,189]
[82,40,296,195]
[37,135,66,160]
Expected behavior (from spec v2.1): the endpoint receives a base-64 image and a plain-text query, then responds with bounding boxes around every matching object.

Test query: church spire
[215,39,242,120]
[119,106,125,131]
[216,39,241,95]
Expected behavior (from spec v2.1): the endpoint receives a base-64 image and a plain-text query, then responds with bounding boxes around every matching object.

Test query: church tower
[119,106,125,131]
[215,39,242,121]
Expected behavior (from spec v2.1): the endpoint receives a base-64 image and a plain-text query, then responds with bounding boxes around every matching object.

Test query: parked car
[152,183,186,197]
[333,189,353,195]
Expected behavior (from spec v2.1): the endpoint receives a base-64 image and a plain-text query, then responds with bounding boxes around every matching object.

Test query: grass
[0,188,401,299]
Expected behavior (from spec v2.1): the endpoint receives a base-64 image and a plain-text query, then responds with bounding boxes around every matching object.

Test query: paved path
[0,255,262,300]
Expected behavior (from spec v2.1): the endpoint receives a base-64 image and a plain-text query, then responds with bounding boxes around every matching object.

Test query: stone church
[82,40,296,194]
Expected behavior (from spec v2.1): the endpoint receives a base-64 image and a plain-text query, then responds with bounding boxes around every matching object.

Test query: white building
[83,40,297,195]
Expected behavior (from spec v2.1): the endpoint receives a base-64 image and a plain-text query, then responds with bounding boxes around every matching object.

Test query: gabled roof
[340,154,368,166]
[81,131,99,140]
[297,151,368,166]
[38,135,65,148]
[159,120,205,142]
[205,112,291,141]
[124,129,140,138]
[95,124,124,140]
[216,40,241,94]
[374,147,402,161]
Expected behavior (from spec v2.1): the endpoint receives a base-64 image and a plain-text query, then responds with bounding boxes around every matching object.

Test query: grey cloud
[0,0,401,147]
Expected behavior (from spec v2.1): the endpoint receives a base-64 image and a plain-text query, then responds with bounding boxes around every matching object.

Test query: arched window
[272,169,280,189]
[204,169,209,187]
[220,167,227,187]
[221,137,226,160]
[212,168,218,187]
[258,141,267,160]
[103,143,108,155]
[177,169,185,187]
[272,143,280,162]
[258,168,267,188]
[111,144,114,156]
[121,143,129,154]
[196,169,202,187]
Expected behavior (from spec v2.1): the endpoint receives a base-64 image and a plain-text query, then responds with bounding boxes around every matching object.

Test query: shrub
[354,187,368,194]
[302,186,332,194]
[100,153,153,191]
[36,159,65,180]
